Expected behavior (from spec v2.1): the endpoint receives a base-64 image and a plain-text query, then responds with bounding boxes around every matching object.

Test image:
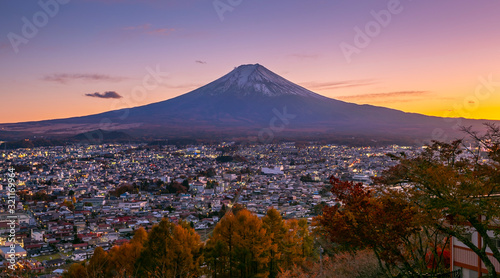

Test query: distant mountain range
[1,64,496,145]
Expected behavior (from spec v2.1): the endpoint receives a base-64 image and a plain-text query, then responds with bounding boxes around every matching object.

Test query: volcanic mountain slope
[1,64,495,143]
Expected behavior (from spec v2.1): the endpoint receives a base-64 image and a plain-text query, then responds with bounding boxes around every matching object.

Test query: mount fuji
[1,64,495,144]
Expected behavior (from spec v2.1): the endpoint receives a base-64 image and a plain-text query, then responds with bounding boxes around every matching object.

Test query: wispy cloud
[123,23,175,36]
[336,91,430,103]
[195,60,207,64]
[301,80,375,91]
[85,91,123,99]
[147,28,175,36]
[163,83,204,90]
[43,73,128,84]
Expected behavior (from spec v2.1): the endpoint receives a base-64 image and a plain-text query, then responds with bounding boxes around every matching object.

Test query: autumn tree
[131,226,148,245]
[295,219,315,262]
[233,209,272,277]
[376,124,500,277]
[262,208,286,278]
[62,199,75,211]
[205,211,237,278]
[135,219,203,277]
[278,218,316,272]
[205,209,271,278]
[86,247,108,278]
[63,262,87,278]
[205,239,228,278]
[107,227,147,277]
[316,177,449,277]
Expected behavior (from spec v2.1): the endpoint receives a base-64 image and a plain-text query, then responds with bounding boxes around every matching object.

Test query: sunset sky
[1,0,500,123]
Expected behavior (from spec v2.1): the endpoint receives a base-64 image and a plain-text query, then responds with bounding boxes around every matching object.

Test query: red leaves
[317,176,419,266]
[329,176,372,203]
[426,247,450,270]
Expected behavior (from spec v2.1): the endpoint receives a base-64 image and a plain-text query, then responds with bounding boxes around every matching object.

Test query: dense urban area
[0,142,413,276]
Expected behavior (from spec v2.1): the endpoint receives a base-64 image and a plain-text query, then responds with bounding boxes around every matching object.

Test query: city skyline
[1,0,500,123]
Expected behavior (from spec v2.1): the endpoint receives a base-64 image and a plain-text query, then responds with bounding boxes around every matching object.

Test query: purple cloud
[336,91,431,104]
[338,91,429,100]
[301,79,376,91]
[44,73,127,84]
[85,91,123,99]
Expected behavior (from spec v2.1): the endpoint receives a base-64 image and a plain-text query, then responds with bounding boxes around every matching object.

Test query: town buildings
[0,142,410,274]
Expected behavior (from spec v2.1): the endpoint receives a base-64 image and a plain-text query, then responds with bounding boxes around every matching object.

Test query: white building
[72,250,88,261]
[261,166,284,175]
[451,229,500,277]
[31,230,45,242]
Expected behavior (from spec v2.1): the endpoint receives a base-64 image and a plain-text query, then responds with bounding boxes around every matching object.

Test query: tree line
[63,207,315,278]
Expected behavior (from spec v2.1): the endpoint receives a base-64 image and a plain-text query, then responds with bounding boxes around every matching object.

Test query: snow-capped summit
[191,64,326,98]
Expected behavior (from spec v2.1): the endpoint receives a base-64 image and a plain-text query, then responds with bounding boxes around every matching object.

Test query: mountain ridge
[0,64,497,144]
